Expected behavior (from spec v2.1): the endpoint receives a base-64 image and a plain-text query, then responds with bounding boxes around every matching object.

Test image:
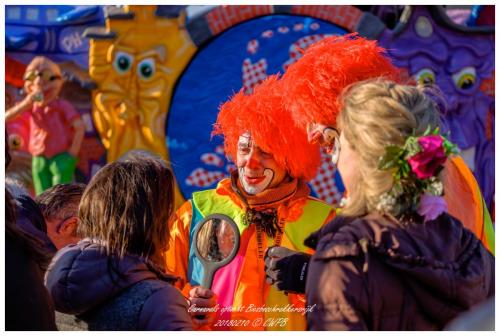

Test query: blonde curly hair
[337,79,441,217]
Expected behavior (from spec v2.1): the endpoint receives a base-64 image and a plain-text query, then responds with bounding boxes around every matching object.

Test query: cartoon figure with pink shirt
[6,56,85,195]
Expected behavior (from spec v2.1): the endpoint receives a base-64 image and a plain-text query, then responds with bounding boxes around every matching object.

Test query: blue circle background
[167,14,347,199]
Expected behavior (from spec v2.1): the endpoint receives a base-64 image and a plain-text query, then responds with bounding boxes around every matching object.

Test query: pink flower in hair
[408,135,447,179]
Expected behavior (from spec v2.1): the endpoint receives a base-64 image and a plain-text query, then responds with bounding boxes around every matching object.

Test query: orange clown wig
[281,33,403,129]
[213,75,321,181]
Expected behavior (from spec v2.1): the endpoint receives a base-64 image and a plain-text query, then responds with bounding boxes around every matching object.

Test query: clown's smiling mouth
[244,175,266,184]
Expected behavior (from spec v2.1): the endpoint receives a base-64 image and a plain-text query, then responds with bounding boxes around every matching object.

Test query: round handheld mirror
[193,214,240,289]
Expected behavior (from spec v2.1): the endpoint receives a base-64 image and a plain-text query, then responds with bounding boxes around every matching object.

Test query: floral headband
[376,127,458,222]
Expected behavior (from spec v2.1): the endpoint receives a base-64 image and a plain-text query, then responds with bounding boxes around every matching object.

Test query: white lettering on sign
[61,31,83,53]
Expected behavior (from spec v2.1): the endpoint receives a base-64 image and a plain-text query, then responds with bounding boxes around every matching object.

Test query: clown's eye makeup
[238,146,250,155]
[237,134,252,154]
[323,127,339,145]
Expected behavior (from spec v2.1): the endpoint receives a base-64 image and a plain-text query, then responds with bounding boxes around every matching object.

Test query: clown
[6,56,85,195]
[164,76,335,331]
[265,35,494,298]
[287,34,493,252]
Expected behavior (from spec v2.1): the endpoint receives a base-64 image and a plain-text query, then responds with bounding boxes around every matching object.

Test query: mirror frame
[193,213,241,289]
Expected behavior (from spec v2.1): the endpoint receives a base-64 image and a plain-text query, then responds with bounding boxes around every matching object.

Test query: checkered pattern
[186,167,228,187]
[206,5,273,35]
[225,163,237,173]
[215,145,226,155]
[278,26,290,34]
[242,58,268,94]
[201,153,224,167]
[310,22,320,30]
[261,29,274,38]
[309,150,343,205]
[186,147,342,203]
[283,34,328,71]
[291,5,363,32]
[480,71,495,97]
[247,39,259,55]
[293,23,304,31]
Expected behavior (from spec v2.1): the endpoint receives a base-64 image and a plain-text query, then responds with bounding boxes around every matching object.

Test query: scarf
[230,170,309,237]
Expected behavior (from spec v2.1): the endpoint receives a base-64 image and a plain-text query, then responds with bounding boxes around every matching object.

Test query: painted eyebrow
[113,45,136,54]
[137,46,166,62]
[324,127,340,136]
[238,135,251,146]
[137,49,160,60]
[238,143,250,149]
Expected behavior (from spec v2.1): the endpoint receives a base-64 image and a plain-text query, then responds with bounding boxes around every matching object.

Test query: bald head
[23,56,64,106]
[25,56,62,77]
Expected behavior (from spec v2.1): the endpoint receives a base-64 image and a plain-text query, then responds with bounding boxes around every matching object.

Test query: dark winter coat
[304,213,495,331]
[45,239,193,331]
[6,227,57,330]
[15,194,57,270]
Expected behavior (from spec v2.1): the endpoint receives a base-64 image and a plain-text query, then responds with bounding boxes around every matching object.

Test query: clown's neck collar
[230,170,308,209]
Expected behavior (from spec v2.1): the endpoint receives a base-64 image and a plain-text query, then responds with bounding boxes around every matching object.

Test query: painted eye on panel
[452,67,477,90]
[113,51,134,74]
[414,68,436,86]
[137,58,156,80]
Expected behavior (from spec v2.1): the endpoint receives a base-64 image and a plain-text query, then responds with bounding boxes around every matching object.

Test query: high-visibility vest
[443,156,494,254]
[186,188,333,330]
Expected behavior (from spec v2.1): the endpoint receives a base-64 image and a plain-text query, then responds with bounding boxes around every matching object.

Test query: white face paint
[238,167,274,194]
[236,133,287,195]
[306,123,341,165]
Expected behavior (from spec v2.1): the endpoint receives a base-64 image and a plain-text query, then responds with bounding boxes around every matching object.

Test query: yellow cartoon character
[84,5,196,205]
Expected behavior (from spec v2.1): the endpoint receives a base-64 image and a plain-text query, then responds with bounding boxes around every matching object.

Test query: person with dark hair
[35,183,85,250]
[12,192,57,270]
[6,131,57,330]
[45,157,192,330]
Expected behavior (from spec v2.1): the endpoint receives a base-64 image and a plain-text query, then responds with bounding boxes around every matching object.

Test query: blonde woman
[304,80,494,330]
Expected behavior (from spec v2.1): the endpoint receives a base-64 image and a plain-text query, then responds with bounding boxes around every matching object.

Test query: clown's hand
[264,246,311,294]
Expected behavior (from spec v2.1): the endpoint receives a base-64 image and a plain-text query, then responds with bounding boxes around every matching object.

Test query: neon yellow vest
[190,188,332,330]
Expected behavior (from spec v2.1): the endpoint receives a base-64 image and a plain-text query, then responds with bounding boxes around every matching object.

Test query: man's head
[23,56,64,106]
[236,132,288,194]
[213,76,321,194]
[281,34,402,152]
[35,183,85,250]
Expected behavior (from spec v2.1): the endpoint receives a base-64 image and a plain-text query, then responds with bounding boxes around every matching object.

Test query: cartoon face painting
[87,5,196,163]
[378,6,495,209]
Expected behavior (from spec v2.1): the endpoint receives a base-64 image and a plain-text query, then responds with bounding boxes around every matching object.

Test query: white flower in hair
[376,192,397,213]
[426,177,444,196]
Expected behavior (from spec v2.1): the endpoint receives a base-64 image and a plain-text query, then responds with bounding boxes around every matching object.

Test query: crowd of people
[5,34,495,331]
